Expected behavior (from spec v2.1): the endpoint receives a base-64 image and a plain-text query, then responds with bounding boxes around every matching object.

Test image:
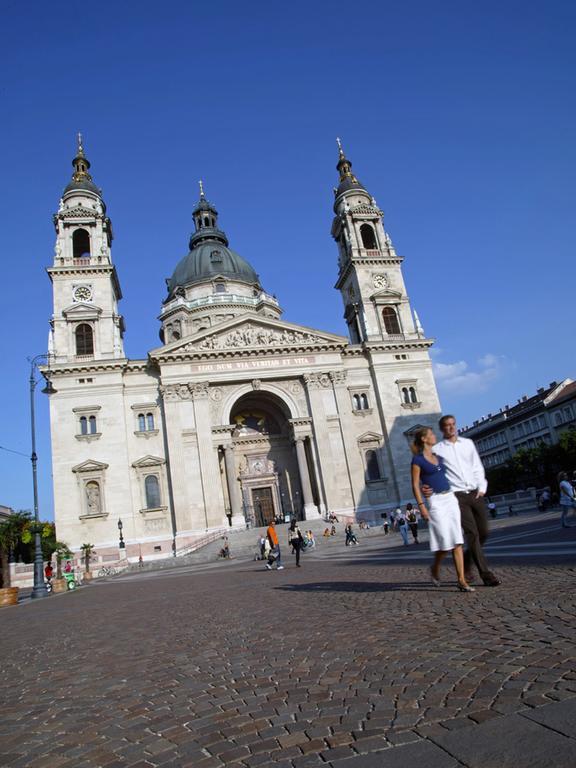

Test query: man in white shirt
[431,415,501,587]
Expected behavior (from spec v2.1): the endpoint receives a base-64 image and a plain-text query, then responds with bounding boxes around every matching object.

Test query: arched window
[409,387,418,403]
[146,413,155,431]
[215,283,226,293]
[204,216,210,227]
[145,475,161,509]
[75,324,94,356]
[361,393,369,410]
[80,416,88,435]
[138,413,146,431]
[382,307,401,335]
[402,387,410,404]
[366,450,381,481]
[73,228,91,259]
[89,415,97,434]
[360,224,377,250]
[353,394,361,410]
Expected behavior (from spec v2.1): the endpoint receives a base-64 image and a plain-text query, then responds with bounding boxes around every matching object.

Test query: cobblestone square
[1,516,575,767]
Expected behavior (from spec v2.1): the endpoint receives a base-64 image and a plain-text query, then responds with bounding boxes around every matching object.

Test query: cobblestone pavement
[1,517,575,767]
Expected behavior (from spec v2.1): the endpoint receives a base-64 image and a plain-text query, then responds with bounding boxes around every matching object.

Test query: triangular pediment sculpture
[357,431,383,445]
[372,288,402,300]
[150,315,348,359]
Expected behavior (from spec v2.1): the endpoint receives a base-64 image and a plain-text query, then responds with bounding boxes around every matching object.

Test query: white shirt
[433,437,487,494]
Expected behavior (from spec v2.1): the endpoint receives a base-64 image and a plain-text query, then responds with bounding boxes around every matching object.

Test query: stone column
[191,382,227,530]
[223,444,244,529]
[294,437,318,519]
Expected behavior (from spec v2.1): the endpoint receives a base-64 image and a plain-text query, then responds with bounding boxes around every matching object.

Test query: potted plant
[80,543,96,581]
[0,511,30,607]
[52,542,73,593]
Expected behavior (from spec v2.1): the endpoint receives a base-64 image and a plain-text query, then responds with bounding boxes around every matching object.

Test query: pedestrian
[406,503,419,544]
[265,519,284,570]
[558,472,576,529]
[397,511,409,546]
[44,561,53,584]
[426,415,500,587]
[382,514,389,534]
[411,426,474,592]
[305,530,316,549]
[345,524,358,545]
[487,501,497,519]
[330,524,336,536]
[288,520,304,566]
[138,554,144,568]
[392,507,402,531]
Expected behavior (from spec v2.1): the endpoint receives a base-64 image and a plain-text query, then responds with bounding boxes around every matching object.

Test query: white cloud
[433,353,507,394]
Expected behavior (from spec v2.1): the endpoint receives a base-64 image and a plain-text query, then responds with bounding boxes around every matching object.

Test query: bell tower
[48,135,125,362]
[331,140,423,345]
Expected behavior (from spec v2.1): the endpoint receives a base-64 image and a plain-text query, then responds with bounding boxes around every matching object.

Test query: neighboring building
[44,137,441,561]
[459,379,576,468]
[0,505,13,521]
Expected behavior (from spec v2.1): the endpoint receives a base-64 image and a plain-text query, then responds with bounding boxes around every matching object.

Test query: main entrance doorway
[252,487,275,527]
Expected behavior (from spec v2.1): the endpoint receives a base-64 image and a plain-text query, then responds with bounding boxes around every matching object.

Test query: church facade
[44,138,441,561]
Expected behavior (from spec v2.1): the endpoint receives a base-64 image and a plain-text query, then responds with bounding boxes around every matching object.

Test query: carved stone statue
[86,482,101,515]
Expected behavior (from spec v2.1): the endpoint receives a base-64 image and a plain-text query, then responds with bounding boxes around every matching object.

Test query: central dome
[167,239,260,295]
[166,190,261,299]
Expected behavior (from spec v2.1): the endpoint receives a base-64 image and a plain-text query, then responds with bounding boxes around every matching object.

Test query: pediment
[132,455,166,468]
[72,459,109,473]
[357,431,383,444]
[371,288,402,300]
[62,302,103,319]
[150,315,348,360]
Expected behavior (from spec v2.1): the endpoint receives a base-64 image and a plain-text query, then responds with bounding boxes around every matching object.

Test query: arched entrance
[227,391,311,527]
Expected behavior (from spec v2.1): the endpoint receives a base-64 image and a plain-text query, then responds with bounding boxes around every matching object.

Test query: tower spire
[71,132,92,183]
[335,137,359,184]
[199,179,205,198]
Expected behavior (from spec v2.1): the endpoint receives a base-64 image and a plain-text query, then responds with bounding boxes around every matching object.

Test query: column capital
[303,372,331,390]
[329,370,347,386]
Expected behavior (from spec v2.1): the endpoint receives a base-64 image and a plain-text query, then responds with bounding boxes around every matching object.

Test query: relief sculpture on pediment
[186,324,321,351]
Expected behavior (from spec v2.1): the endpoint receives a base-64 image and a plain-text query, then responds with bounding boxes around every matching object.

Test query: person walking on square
[288,519,304,567]
[397,511,410,546]
[411,427,474,592]
[265,519,284,570]
[429,415,500,587]
[558,472,576,528]
[406,503,419,544]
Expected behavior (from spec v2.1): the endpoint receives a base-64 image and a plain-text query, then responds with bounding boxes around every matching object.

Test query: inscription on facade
[191,356,315,374]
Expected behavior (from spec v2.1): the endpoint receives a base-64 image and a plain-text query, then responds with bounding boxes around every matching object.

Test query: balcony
[75,354,95,362]
[73,257,91,266]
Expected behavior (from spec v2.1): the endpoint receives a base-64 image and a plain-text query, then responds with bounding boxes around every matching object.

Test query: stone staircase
[125,518,385,573]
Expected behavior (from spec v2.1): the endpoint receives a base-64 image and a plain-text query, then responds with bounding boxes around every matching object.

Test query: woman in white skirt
[411,427,475,592]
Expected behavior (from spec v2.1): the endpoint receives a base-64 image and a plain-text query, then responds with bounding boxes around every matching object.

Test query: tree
[80,543,96,574]
[0,511,32,588]
[54,542,72,579]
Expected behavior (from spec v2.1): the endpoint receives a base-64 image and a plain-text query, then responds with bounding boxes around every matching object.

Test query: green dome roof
[167,239,260,296]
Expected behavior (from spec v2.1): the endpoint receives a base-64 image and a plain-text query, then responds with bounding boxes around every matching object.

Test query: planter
[0,587,19,607]
[83,571,93,582]
[51,578,68,593]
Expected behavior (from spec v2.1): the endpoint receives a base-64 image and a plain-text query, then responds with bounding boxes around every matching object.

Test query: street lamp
[118,518,125,549]
[29,354,57,600]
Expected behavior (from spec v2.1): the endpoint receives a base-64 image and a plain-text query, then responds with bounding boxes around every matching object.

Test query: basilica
[45,138,441,561]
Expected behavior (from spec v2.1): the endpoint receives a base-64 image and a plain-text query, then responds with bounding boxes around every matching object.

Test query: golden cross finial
[336,136,345,157]
[199,179,205,198]
[77,132,84,153]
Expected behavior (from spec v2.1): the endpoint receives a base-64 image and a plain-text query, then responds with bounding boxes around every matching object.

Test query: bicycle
[97,566,118,578]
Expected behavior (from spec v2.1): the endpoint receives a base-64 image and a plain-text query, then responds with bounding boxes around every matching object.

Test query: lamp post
[29,354,57,600]
[118,518,125,549]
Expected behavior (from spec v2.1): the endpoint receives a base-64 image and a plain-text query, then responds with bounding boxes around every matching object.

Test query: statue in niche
[85,481,101,515]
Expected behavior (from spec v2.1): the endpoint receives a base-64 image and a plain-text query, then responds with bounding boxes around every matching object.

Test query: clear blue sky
[1,0,574,519]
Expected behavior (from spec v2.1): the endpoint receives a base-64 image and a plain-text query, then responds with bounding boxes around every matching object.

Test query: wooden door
[252,487,275,527]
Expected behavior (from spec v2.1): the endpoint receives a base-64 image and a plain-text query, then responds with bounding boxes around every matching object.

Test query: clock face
[73,285,92,302]
[373,274,388,290]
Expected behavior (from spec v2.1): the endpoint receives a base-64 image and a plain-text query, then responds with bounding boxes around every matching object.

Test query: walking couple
[411,414,501,592]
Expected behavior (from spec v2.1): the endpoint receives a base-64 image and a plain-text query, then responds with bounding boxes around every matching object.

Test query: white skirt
[428,492,464,552]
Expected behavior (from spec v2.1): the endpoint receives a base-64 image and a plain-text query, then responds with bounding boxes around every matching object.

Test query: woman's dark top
[411,453,451,493]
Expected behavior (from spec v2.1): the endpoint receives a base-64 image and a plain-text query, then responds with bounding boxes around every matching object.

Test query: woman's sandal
[457,583,476,593]
[430,568,441,587]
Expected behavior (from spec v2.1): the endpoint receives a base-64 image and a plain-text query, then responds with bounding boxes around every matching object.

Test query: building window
[402,387,410,404]
[138,412,155,431]
[352,391,370,411]
[78,413,97,436]
[75,324,94,356]
[360,223,378,250]
[146,412,155,431]
[382,307,401,335]
[353,394,361,410]
[80,416,88,435]
[138,413,146,431]
[365,450,381,481]
[214,282,226,293]
[408,387,418,403]
[73,228,91,259]
[145,475,161,509]
[88,415,97,433]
